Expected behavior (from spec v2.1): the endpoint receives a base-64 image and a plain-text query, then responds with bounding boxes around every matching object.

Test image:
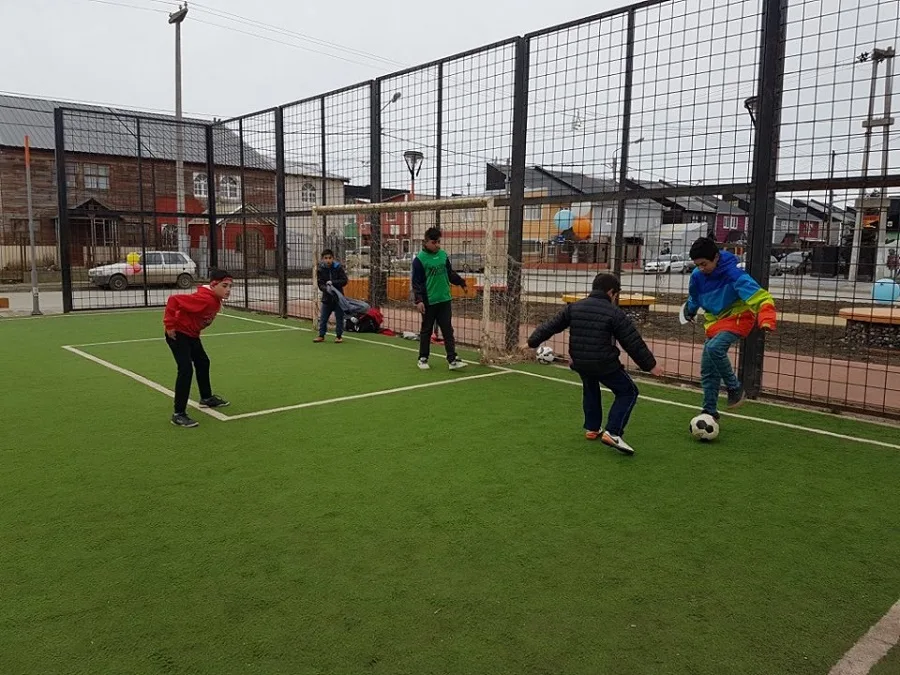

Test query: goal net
[308,197,533,364]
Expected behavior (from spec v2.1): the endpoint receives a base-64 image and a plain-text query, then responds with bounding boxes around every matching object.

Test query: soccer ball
[689,413,720,441]
[535,346,555,364]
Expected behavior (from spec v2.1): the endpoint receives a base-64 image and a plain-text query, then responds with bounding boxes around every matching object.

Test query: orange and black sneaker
[334,337,344,344]
[601,431,635,456]
[585,430,601,441]
[313,336,325,343]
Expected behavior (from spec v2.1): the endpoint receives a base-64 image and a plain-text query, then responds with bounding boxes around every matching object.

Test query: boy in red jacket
[163,269,233,428]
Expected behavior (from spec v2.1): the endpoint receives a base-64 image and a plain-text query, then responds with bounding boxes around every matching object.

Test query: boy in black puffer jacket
[314,249,349,343]
[526,273,663,455]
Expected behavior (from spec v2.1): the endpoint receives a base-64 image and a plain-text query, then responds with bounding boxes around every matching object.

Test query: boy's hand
[166,329,176,339]
[416,302,425,314]
[326,280,333,286]
[650,365,664,377]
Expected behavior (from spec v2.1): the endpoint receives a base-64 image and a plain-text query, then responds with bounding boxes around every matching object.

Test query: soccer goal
[309,197,530,362]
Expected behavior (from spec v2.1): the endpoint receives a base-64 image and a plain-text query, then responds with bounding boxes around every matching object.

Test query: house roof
[0,94,345,180]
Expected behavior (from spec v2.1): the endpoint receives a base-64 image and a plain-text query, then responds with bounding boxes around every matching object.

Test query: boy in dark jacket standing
[411,227,468,370]
[163,269,233,428]
[527,273,663,455]
[314,249,349,343]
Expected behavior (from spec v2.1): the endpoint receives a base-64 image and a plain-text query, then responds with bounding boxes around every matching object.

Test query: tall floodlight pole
[169,3,189,255]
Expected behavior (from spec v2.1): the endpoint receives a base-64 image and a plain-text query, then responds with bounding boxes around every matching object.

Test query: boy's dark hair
[209,269,232,282]
[424,227,442,242]
[321,249,334,258]
[689,237,719,261]
[592,273,621,295]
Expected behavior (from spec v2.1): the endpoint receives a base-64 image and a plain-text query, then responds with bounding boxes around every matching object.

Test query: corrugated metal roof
[0,94,346,180]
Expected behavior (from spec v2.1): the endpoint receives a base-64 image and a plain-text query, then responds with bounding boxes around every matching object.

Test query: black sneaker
[200,395,230,409]
[171,413,199,428]
[726,386,746,409]
[701,409,721,421]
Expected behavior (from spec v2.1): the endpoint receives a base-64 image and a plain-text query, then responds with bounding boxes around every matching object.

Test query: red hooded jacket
[163,286,223,338]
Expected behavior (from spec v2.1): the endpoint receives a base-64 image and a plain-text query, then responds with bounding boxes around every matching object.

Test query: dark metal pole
[54,108,73,313]
[320,96,328,244]
[205,123,218,271]
[369,79,386,307]
[275,106,289,317]
[612,9,636,279]
[137,118,149,307]
[435,61,444,229]
[505,36,530,351]
[738,0,787,398]
[239,118,249,308]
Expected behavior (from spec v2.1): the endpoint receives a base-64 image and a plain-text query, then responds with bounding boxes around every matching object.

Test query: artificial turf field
[2,308,900,675]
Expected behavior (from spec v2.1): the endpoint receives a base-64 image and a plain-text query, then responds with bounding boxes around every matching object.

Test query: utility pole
[24,136,42,315]
[849,46,895,282]
[169,3,189,256]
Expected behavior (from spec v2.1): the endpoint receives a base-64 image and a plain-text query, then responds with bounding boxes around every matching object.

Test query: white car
[88,251,198,291]
[644,254,691,274]
[737,256,783,277]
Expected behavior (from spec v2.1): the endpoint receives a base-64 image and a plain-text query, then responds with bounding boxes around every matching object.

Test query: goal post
[308,197,522,361]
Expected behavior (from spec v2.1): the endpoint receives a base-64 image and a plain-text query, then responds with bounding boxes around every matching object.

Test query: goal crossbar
[312,196,494,216]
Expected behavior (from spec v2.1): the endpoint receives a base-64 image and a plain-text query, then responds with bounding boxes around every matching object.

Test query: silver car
[88,251,198,291]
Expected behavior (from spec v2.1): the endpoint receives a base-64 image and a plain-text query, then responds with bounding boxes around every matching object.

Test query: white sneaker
[448,360,468,371]
[417,358,430,370]
[601,431,635,456]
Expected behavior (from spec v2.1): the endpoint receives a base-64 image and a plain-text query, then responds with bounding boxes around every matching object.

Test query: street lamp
[382,92,402,113]
[403,150,424,198]
[169,3,189,256]
[744,96,758,128]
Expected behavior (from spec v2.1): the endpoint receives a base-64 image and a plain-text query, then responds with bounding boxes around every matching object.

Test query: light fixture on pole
[744,96,758,128]
[403,150,424,197]
[169,3,189,255]
[382,92,402,113]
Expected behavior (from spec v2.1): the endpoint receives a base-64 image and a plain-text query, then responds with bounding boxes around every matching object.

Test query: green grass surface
[2,309,900,674]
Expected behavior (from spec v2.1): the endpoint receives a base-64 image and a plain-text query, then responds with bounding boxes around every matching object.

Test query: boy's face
[322,254,334,266]
[693,255,719,275]
[424,238,441,253]
[211,279,233,300]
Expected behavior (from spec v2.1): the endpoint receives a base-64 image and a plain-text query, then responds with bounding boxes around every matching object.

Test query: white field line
[70,328,294,348]
[828,598,900,675]
[61,346,228,421]
[225,371,511,421]
[220,313,900,450]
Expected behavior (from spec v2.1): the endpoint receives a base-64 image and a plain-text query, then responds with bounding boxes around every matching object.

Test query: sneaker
[448,360,468,371]
[701,409,721,421]
[601,431,635,456]
[727,385,746,409]
[171,413,199,428]
[417,358,431,370]
[313,336,325,343]
[334,336,344,344]
[200,395,230,409]
[585,430,601,441]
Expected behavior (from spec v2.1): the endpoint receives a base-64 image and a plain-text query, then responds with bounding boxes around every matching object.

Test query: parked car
[776,250,810,275]
[736,255,783,277]
[88,251,197,291]
[449,252,485,273]
[346,246,371,269]
[392,253,414,272]
[643,253,691,274]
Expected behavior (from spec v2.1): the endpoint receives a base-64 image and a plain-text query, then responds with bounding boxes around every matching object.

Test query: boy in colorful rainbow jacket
[682,238,777,419]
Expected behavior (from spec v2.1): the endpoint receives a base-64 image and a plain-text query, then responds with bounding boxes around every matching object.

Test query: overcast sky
[0,0,627,118]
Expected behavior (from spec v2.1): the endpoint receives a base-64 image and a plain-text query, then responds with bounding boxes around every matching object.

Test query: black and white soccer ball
[689,413,720,441]
[535,345,555,364]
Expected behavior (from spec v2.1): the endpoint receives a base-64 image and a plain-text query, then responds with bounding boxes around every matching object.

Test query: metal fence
[51,0,900,417]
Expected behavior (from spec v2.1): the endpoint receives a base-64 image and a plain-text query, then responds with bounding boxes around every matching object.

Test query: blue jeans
[318,302,345,338]
[576,367,640,436]
[701,331,742,413]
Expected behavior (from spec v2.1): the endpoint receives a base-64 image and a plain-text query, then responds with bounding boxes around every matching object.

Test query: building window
[84,164,109,190]
[301,182,317,206]
[66,163,78,188]
[220,175,241,200]
[723,216,739,230]
[193,173,208,198]
[524,204,542,221]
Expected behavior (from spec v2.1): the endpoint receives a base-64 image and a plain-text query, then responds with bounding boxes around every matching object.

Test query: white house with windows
[284,163,347,271]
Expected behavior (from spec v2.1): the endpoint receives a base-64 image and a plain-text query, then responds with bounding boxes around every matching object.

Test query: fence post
[612,9,637,279]
[320,96,328,243]
[435,61,444,229]
[205,123,218,271]
[369,79,386,308]
[505,35,530,352]
[739,0,787,398]
[275,106,288,318]
[136,118,149,308]
[54,108,73,313]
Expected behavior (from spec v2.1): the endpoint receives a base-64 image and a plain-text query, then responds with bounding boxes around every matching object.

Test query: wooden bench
[562,293,656,324]
[838,307,900,350]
